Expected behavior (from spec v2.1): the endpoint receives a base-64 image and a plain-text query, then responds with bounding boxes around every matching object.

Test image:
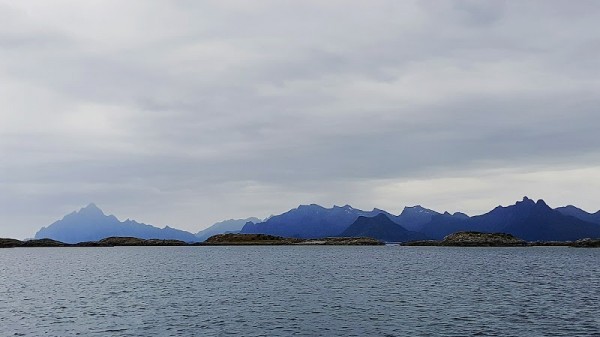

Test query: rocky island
[403,231,600,247]
[404,232,528,247]
[570,238,600,248]
[0,237,189,248]
[0,234,383,248]
[203,233,384,245]
[2,232,599,248]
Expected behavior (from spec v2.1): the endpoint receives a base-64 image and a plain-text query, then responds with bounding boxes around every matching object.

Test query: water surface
[1,246,598,336]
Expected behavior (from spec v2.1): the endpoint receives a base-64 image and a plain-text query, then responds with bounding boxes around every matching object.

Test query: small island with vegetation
[403,231,600,248]
[0,234,384,248]
[404,232,527,247]
[203,233,384,245]
[2,232,599,248]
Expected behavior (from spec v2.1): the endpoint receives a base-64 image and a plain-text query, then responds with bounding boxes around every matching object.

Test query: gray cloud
[1,0,600,238]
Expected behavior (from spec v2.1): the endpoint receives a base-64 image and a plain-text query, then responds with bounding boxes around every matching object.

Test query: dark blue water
[1,246,599,336]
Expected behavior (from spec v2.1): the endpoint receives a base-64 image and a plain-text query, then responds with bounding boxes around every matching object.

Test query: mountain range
[195,217,261,242]
[34,204,199,243]
[239,197,600,242]
[33,197,600,243]
[340,213,428,242]
[420,197,600,241]
[240,204,389,238]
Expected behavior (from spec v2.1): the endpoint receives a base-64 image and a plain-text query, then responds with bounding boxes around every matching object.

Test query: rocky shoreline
[0,237,192,248]
[403,232,600,248]
[0,234,384,248]
[202,233,384,245]
[1,232,599,248]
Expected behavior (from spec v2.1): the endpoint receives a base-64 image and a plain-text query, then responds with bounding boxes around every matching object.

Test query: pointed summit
[516,196,535,207]
[78,203,105,216]
[341,213,427,243]
[536,199,549,208]
[34,204,198,243]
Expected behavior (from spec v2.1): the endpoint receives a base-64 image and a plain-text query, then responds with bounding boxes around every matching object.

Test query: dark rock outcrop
[0,238,23,248]
[404,232,527,247]
[1,234,383,247]
[98,237,188,246]
[440,232,527,246]
[305,237,384,246]
[570,238,600,248]
[204,233,304,245]
[19,238,67,247]
[204,233,383,245]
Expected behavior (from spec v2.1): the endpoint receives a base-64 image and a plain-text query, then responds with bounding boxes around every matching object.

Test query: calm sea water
[1,246,599,337]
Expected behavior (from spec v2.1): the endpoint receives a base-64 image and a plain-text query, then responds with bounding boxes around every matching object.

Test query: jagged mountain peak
[34,205,198,244]
[297,204,325,210]
[341,213,428,242]
[400,205,437,215]
[77,203,105,216]
[453,212,470,219]
[516,196,535,206]
[535,199,550,208]
[510,197,551,211]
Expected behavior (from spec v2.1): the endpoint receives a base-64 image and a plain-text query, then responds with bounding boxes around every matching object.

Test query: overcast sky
[2,0,600,239]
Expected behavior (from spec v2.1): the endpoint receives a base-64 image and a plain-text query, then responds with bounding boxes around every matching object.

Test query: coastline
[2,232,599,248]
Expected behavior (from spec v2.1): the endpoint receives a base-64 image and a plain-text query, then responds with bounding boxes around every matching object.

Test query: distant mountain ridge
[341,214,428,242]
[33,198,600,244]
[393,205,441,231]
[555,205,600,225]
[195,217,262,242]
[240,204,394,239]
[35,204,199,243]
[421,197,600,241]
[239,197,600,242]
[239,203,456,241]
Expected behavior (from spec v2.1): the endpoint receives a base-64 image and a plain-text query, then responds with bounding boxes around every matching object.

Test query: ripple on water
[0,246,599,336]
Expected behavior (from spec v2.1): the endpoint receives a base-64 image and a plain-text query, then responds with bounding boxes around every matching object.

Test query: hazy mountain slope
[34,204,199,243]
[393,205,443,231]
[196,217,261,241]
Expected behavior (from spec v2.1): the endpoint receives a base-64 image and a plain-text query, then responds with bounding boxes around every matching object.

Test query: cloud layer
[2,1,600,238]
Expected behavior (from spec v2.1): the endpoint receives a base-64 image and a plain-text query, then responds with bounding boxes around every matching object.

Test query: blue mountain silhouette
[34,203,199,243]
[241,204,393,238]
[341,213,428,242]
[421,197,600,241]
[196,217,261,242]
[555,205,600,225]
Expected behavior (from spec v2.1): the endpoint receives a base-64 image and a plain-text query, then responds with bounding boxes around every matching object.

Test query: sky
[1,0,600,239]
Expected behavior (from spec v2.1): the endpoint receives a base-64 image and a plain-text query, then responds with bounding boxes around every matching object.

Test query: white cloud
[1,0,599,238]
